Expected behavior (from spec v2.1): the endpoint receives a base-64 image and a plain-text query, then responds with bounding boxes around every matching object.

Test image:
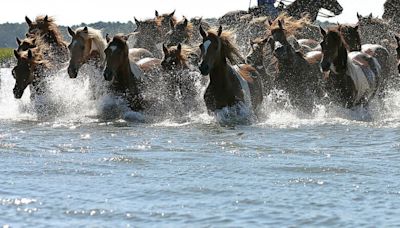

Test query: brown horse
[155,10,177,37]
[16,36,38,52]
[320,27,390,108]
[12,48,49,99]
[269,20,322,112]
[199,25,263,114]
[25,15,68,63]
[103,34,147,111]
[67,26,107,78]
[396,35,400,74]
[337,24,362,52]
[165,17,193,46]
[133,18,163,58]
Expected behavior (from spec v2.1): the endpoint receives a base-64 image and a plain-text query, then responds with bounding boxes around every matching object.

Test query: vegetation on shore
[0,48,13,62]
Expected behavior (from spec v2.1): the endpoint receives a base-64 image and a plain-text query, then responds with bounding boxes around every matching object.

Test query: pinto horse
[320,27,390,108]
[25,15,68,63]
[67,26,107,78]
[198,25,263,113]
[269,20,322,112]
[12,48,49,99]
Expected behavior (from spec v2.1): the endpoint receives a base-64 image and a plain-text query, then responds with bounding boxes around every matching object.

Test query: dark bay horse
[198,25,263,114]
[67,26,107,78]
[338,24,362,52]
[285,0,343,22]
[25,15,69,63]
[12,48,50,99]
[269,20,322,112]
[320,27,390,108]
[103,34,147,111]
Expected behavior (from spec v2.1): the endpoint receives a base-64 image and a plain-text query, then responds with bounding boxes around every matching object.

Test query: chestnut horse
[198,26,263,114]
[320,27,390,108]
[67,26,107,78]
[12,48,50,99]
[25,15,68,63]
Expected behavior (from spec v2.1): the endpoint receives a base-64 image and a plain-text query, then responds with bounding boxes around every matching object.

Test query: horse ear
[27,49,33,59]
[169,10,176,17]
[14,50,20,59]
[134,17,140,26]
[106,33,111,43]
[354,25,359,31]
[25,16,32,26]
[368,13,373,19]
[16,37,21,46]
[155,10,159,17]
[357,12,362,20]
[83,26,88,33]
[217,25,222,37]
[162,43,168,54]
[177,43,182,52]
[183,18,188,27]
[44,15,48,22]
[67,27,75,37]
[199,25,207,38]
[278,20,284,30]
[320,26,327,37]
[169,18,175,29]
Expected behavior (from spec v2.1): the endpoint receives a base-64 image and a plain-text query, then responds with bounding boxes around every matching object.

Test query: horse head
[338,24,361,52]
[319,27,348,74]
[12,49,37,99]
[198,25,223,75]
[161,43,185,70]
[103,34,130,81]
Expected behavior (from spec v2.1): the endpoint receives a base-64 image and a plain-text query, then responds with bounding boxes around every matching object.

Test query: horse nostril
[199,63,209,75]
[321,61,331,72]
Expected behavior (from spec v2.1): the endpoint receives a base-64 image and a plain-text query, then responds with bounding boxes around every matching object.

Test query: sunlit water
[1,67,400,227]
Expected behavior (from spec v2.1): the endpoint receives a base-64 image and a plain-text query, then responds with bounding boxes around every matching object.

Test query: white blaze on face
[274,41,283,50]
[203,40,212,56]
[109,45,118,53]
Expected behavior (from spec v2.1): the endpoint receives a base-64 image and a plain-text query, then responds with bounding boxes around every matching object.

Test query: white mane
[75,27,107,62]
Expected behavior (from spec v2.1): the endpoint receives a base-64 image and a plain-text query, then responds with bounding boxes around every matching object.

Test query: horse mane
[75,27,107,62]
[327,27,349,50]
[207,28,245,64]
[34,15,66,46]
[268,13,312,36]
[19,47,50,68]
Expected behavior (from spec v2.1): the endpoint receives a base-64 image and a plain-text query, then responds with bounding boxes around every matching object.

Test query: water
[1,67,400,227]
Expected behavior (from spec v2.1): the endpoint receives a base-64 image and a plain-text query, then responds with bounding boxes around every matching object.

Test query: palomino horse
[25,15,68,63]
[198,25,263,113]
[12,48,49,99]
[320,27,390,108]
[67,26,107,78]
[269,20,322,112]
[285,0,343,22]
[396,35,400,74]
[103,34,148,111]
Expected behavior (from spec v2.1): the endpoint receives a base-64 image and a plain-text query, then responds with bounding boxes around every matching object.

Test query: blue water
[1,67,400,227]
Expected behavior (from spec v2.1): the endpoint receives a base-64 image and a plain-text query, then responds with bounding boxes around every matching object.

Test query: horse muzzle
[320,60,331,73]
[103,67,114,81]
[67,65,79,79]
[13,87,24,99]
[199,62,210,76]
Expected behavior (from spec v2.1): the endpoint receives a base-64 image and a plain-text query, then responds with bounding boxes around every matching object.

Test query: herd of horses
[8,0,400,122]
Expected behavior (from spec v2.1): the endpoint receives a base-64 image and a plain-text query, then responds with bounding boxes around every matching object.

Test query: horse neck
[209,54,230,86]
[115,55,133,86]
[332,41,349,75]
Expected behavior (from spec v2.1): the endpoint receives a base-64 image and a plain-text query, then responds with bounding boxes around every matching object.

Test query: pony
[161,43,198,111]
[12,48,49,99]
[198,25,263,114]
[103,34,147,111]
[396,35,400,74]
[165,17,193,46]
[284,0,343,22]
[25,15,68,63]
[155,10,177,37]
[67,26,107,78]
[268,20,322,112]
[133,18,163,58]
[320,27,390,108]
[337,24,362,52]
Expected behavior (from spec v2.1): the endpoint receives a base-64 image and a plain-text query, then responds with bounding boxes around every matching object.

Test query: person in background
[258,0,279,19]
